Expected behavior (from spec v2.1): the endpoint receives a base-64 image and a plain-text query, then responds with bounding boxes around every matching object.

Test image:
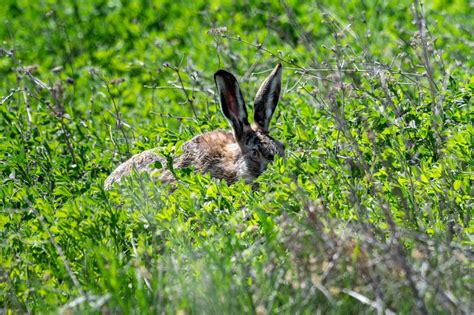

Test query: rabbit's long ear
[214,70,251,141]
[253,63,282,132]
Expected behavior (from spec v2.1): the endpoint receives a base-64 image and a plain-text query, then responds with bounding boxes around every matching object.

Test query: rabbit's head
[214,64,284,182]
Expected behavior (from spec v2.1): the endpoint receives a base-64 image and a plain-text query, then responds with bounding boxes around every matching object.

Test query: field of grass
[1,0,472,313]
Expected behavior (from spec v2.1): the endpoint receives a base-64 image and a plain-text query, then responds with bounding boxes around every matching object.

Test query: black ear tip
[214,69,235,79]
[272,63,282,73]
[215,69,228,76]
[270,63,283,76]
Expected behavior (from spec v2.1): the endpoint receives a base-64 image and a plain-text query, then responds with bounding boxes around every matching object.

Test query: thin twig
[161,62,199,119]
[92,70,131,155]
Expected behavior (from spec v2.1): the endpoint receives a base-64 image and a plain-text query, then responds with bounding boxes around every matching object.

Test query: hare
[104,63,284,190]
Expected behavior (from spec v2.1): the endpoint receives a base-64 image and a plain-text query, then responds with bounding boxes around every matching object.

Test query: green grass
[1,0,472,313]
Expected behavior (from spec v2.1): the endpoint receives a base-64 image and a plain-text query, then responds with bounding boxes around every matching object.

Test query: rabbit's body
[104,148,169,190]
[105,64,284,190]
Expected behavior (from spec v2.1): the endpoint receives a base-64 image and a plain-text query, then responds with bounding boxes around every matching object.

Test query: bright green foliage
[0,0,472,313]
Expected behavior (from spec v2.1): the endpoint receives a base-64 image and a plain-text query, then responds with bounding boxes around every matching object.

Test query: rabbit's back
[177,130,241,182]
[104,149,169,190]
[104,130,241,189]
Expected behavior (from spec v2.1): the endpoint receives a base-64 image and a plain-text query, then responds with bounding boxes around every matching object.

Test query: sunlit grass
[1,0,472,313]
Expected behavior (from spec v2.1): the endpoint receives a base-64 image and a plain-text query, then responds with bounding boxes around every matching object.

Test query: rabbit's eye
[251,149,259,157]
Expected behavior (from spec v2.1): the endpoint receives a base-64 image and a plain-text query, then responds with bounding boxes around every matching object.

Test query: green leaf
[453,180,461,190]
